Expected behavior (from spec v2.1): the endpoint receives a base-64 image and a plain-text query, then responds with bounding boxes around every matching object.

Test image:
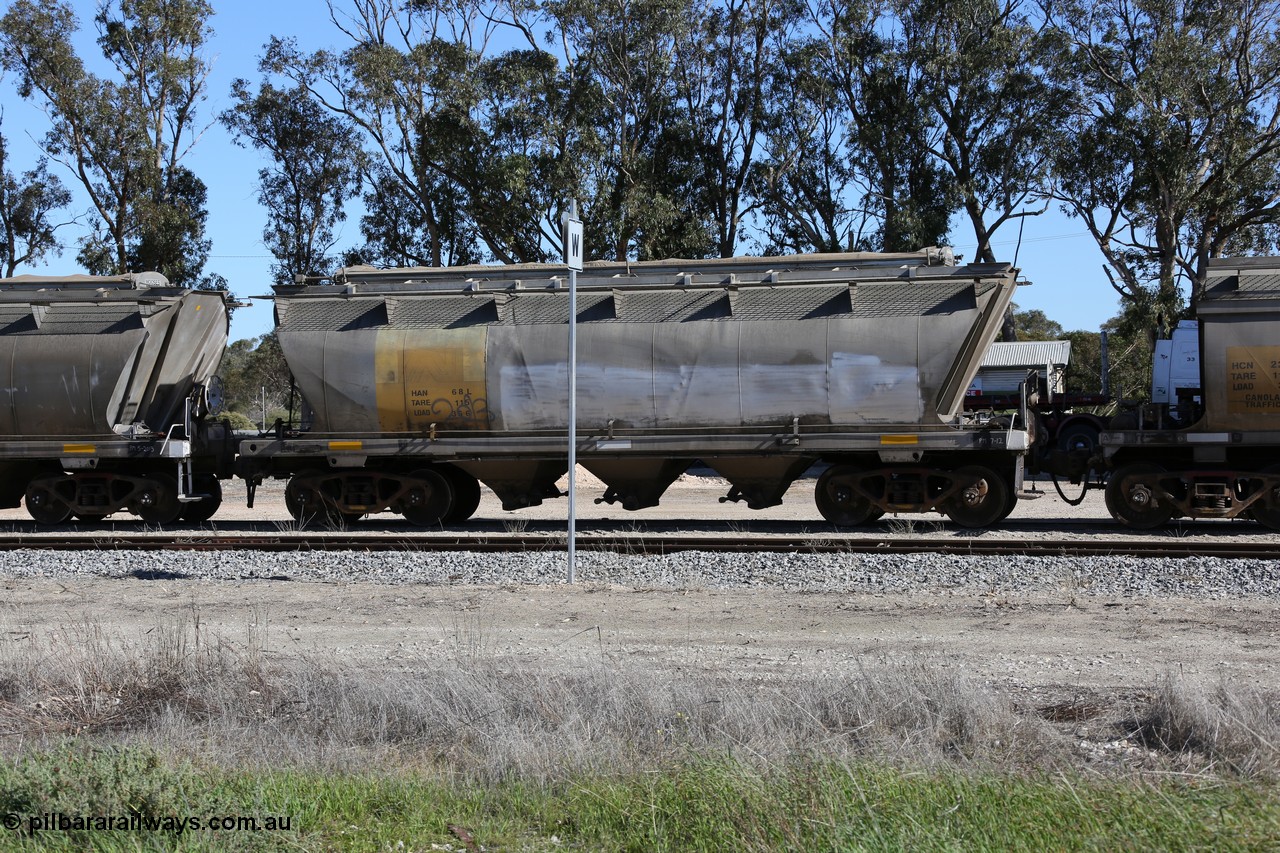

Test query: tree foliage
[231,0,1114,272]
[812,0,956,252]
[1011,305,1065,340]
[1048,0,1280,316]
[901,0,1067,262]
[222,80,361,285]
[0,124,72,276]
[0,0,220,287]
[749,36,868,254]
[259,1,495,268]
[216,334,292,427]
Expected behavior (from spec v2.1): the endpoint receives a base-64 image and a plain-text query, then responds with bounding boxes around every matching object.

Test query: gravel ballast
[6,549,1280,599]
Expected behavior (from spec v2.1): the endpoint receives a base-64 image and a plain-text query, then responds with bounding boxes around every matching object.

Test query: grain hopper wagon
[238,249,1030,527]
[0,272,233,523]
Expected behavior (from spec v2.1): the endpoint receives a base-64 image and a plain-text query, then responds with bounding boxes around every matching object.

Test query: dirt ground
[2,472,1278,717]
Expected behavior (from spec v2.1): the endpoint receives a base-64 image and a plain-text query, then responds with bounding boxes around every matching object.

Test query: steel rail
[0,532,1275,560]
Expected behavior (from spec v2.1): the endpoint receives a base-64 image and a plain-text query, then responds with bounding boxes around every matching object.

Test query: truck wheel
[1058,423,1100,454]
[285,471,362,528]
[285,470,326,526]
[179,475,223,523]
[998,488,1019,521]
[440,465,482,523]
[25,481,71,525]
[130,473,182,525]
[400,469,455,526]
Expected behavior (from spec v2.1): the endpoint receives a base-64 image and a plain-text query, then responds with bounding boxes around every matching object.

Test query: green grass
[1,742,1277,852]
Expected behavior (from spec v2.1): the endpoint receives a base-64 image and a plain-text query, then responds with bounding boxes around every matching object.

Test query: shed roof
[981,340,1071,368]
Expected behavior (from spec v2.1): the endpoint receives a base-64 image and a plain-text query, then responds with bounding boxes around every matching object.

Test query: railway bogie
[812,455,1017,528]
[263,463,482,527]
[1099,455,1280,530]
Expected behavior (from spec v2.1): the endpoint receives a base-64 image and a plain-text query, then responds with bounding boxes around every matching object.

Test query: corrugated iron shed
[971,340,1072,395]
[980,340,1071,368]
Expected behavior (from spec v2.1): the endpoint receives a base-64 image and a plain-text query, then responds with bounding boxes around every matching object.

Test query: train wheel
[400,469,454,526]
[25,481,71,525]
[179,475,223,523]
[1105,463,1172,529]
[440,465,481,523]
[814,465,879,526]
[285,470,326,526]
[1250,464,1280,531]
[284,471,364,527]
[943,466,1009,529]
[131,474,182,525]
[998,486,1019,522]
[1058,423,1100,454]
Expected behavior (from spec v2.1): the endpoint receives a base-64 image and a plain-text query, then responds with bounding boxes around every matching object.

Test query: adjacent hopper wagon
[1098,256,1280,528]
[238,250,1033,528]
[0,272,234,523]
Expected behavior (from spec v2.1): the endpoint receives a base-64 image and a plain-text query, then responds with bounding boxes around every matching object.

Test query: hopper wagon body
[239,249,1032,528]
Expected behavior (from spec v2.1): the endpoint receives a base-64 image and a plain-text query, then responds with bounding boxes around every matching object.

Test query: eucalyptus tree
[670,0,800,257]
[807,0,955,252]
[221,80,361,285]
[415,36,580,264]
[260,0,576,267]
[749,35,873,254]
[1047,0,1280,316]
[0,126,72,276]
[260,2,467,267]
[540,0,716,260]
[0,0,218,286]
[899,0,1066,263]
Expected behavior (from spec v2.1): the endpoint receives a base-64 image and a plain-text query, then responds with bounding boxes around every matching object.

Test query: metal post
[1100,330,1111,399]
[567,264,577,583]
[564,201,583,584]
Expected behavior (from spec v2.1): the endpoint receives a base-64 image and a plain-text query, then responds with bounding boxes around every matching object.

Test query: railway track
[0,531,1275,560]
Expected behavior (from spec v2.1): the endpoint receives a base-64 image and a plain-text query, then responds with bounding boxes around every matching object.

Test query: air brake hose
[1051,473,1090,506]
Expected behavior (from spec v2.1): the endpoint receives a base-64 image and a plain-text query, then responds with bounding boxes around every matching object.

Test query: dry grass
[884,516,945,536]
[1,617,1277,783]
[1127,676,1280,777]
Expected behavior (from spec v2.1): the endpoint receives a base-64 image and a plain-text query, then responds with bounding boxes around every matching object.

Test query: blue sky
[0,1,1126,344]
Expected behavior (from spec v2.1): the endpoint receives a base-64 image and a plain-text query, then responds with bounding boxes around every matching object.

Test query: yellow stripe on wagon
[879,435,919,445]
[327,440,364,451]
[62,443,96,453]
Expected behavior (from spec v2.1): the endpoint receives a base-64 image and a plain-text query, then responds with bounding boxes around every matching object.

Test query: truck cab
[1150,320,1201,425]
